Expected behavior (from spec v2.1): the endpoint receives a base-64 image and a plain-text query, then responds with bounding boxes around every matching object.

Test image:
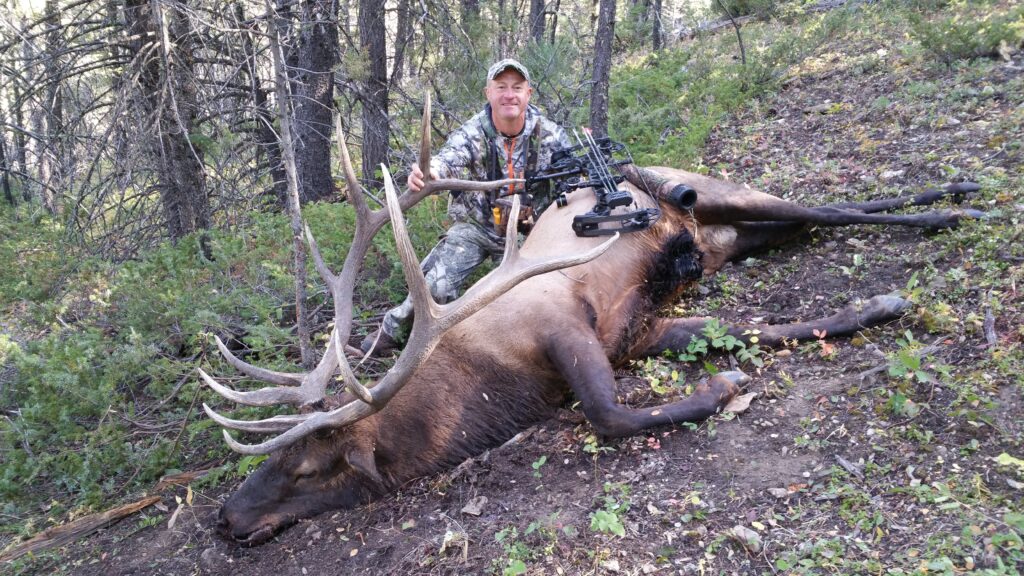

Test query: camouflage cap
[487,58,531,83]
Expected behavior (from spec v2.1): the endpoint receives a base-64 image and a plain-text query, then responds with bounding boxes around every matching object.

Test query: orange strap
[504,137,518,192]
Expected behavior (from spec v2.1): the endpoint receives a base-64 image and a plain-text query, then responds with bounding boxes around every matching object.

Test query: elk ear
[345,446,384,487]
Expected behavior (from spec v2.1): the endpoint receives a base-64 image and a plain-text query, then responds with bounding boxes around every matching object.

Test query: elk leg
[699,196,984,229]
[627,166,983,228]
[825,182,980,213]
[640,294,910,357]
[702,182,984,263]
[549,332,745,437]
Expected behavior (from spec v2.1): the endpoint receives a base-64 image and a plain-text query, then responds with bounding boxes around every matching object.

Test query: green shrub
[0,204,68,304]
[606,7,849,167]
[909,3,1024,65]
[714,0,778,19]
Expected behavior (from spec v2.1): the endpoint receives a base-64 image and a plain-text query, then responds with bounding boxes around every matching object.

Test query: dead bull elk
[200,99,983,545]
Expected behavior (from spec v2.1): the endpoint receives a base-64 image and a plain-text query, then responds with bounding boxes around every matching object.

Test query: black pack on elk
[199,98,983,545]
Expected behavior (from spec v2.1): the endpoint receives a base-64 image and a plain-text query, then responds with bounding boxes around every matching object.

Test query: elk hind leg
[708,182,985,265]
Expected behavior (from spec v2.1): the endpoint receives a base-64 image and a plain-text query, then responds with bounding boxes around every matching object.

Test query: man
[361,58,572,356]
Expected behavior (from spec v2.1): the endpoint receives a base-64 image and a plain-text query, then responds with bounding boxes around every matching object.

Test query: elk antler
[201,96,619,454]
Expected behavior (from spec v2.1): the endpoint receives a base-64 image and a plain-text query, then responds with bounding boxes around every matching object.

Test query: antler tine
[202,402,310,433]
[304,223,335,288]
[336,114,371,219]
[213,398,377,454]
[199,367,306,406]
[382,164,437,318]
[418,93,432,185]
[201,309,340,412]
[210,336,303,387]
[333,328,373,404]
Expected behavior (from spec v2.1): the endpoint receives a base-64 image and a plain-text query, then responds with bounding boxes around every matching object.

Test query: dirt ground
[22,21,1024,576]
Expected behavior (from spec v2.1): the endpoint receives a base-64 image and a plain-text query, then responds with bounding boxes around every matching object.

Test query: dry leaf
[460,495,488,516]
[167,502,183,530]
[724,392,757,414]
[727,525,763,552]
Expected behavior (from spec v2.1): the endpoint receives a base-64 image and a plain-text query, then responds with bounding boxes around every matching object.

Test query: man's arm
[548,121,572,152]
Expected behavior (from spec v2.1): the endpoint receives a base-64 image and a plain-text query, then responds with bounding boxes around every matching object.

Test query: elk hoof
[717,370,752,388]
[865,294,912,316]
[957,209,987,220]
[697,370,749,408]
[945,181,981,201]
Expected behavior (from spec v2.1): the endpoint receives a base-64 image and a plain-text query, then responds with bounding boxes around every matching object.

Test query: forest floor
[13,12,1024,576]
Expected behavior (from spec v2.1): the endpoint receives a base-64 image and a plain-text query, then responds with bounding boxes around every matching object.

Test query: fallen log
[0,496,161,564]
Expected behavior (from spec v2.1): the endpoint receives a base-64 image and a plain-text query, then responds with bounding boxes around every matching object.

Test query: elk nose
[215,507,233,536]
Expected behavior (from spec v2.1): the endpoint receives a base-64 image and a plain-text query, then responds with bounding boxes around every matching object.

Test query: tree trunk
[13,17,29,200]
[359,0,389,187]
[461,0,480,26]
[391,0,411,86]
[340,0,351,33]
[267,4,315,369]
[652,0,663,50]
[549,0,561,43]
[589,0,616,138]
[1,128,13,207]
[497,0,508,55]
[39,0,62,215]
[529,0,546,43]
[125,0,210,241]
[293,0,339,203]
[25,11,48,209]
[235,3,287,205]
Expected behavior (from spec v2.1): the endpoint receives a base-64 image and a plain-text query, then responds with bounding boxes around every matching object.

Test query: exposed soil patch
[16,13,1024,576]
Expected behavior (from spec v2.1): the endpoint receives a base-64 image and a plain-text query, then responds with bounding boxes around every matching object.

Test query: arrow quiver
[526,130,661,237]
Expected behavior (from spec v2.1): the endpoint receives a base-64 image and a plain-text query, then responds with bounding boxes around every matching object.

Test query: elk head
[200,97,617,544]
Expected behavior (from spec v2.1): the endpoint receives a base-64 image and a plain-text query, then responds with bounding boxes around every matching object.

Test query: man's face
[485,69,533,126]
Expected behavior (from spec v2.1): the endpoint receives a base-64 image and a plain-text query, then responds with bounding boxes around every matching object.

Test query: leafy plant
[531,455,547,478]
[582,433,615,456]
[798,328,836,360]
[590,482,631,537]
[636,356,686,395]
[677,319,764,367]
[887,330,949,384]
[492,527,534,576]
[837,253,866,278]
[236,454,268,478]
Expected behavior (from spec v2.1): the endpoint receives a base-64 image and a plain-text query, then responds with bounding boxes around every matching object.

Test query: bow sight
[528,130,660,237]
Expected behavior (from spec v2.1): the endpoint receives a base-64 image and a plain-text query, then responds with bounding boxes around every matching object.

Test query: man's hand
[408,163,439,193]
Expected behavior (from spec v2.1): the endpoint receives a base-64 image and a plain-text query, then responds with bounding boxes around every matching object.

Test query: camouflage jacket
[431,104,571,233]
